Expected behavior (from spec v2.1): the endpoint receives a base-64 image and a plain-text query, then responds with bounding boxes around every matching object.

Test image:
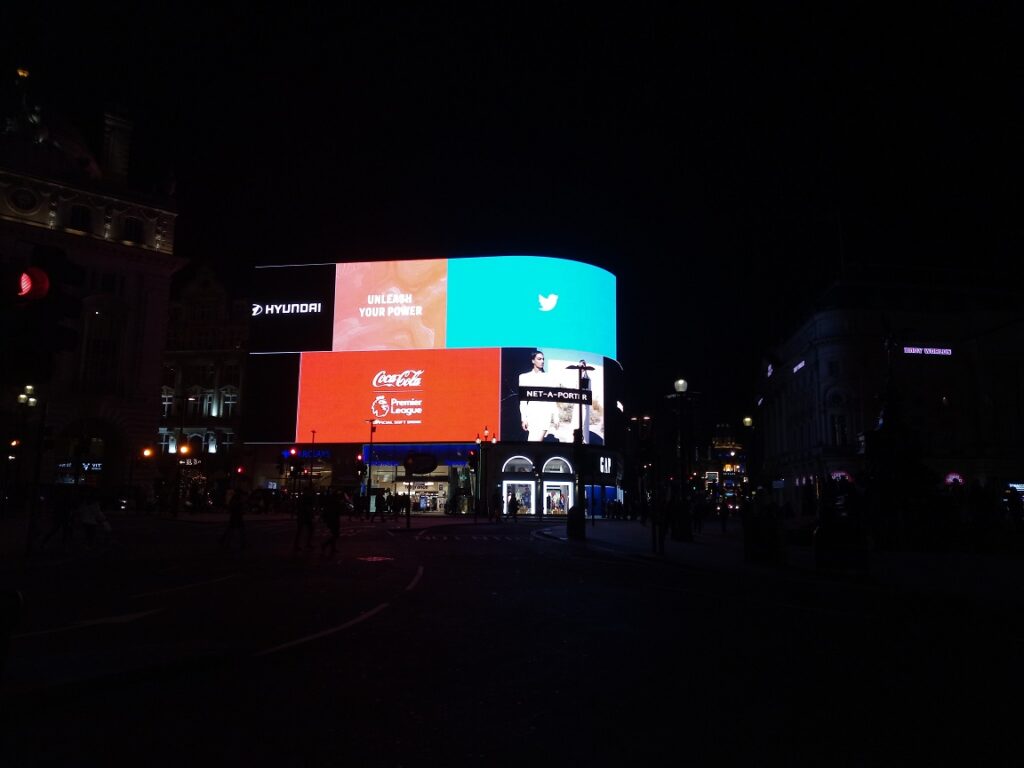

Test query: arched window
[541,456,573,474]
[501,456,535,473]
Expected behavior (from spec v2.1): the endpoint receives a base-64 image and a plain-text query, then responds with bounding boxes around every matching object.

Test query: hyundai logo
[251,302,323,317]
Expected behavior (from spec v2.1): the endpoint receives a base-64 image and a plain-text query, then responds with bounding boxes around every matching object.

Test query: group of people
[35,486,112,552]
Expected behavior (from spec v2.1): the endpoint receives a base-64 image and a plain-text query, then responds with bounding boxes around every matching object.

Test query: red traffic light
[235,466,245,474]
[356,453,362,461]
[18,267,50,300]
[289,447,297,456]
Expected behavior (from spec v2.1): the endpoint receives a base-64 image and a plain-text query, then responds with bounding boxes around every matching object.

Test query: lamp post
[126,446,153,515]
[666,379,689,498]
[12,385,36,511]
[16,385,45,553]
[665,379,697,542]
[474,432,482,522]
[172,395,196,517]
[309,429,317,493]
[364,418,377,516]
[566,360,594,540]
[473,426,496,523]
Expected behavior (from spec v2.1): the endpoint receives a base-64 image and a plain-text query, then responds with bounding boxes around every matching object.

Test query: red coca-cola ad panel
[295,348,501,443]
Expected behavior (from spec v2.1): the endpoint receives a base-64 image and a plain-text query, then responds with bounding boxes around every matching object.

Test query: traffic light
[2,246,84,382]
[2,265,49,305]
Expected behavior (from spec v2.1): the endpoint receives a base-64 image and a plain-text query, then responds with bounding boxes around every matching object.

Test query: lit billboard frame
[246,256,619,447]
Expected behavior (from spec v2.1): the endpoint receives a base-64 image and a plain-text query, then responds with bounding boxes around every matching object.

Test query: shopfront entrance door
[543,481,572,515]
[502,480,535,516]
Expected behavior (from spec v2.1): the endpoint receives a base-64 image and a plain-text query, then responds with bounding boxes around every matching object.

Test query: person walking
[220,488,247,550]
[78,490,106,549]
[293,492,316,551]
[320,491,342,556]
[506,491,518,523]
[38,486,75,552]
[691,495,704,534]
[369,491,386,523]
[651,500,669,555]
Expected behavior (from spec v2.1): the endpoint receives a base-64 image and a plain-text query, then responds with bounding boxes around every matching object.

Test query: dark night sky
[5,4,1022,422]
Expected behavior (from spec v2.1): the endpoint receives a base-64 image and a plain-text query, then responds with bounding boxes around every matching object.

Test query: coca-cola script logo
[371,369,424,388]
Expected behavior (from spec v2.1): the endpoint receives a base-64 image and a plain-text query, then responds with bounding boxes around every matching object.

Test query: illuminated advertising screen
[499,347,606,445]
[246,256,619,445]
[332,259,449,351]
[296,349,500,443]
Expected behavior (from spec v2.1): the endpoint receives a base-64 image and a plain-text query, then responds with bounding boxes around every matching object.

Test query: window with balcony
[830,414,849,447]
[123,216,144,243]
[161,387,175,418]
[221,386,239,418]
[69,204,92,233]
[200,389,216,417]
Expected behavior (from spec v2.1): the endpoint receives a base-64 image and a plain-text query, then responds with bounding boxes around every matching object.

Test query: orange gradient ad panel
[296,349,500,442]
[333,260,448,351]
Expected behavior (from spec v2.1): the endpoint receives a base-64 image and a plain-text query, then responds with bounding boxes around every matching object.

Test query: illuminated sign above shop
[903,347,952,356]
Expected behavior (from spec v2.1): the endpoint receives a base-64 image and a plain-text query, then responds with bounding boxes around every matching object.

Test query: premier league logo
[371,395,390,418]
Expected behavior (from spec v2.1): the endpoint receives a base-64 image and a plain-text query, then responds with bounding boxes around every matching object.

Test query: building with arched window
[0,73,181,509]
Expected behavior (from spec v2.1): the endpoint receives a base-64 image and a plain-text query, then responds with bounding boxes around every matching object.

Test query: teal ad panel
[446,256,616,359]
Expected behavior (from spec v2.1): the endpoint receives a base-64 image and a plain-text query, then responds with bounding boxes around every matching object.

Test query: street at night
[3,5,1024,765]
[3,512,1020,764]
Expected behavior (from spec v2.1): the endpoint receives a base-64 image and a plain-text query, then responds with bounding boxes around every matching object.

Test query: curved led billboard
[246,256,619,446]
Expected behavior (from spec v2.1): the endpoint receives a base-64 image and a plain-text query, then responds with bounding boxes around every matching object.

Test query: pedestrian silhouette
[78,490,107,549]
[506,491,518,523]
[220,488,247,550]
[369,492,386,523]
[39,486,75,552]
[293,492,316,551]
[690,496,703,533]
[321,491,342,555]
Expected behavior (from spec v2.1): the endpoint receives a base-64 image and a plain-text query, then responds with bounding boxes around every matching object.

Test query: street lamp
[667,379,701,498]
[474,432,483,521]
[126,446,154,514]
[666,380,688,496]
[473,426,497,523]
[364,418,377,515]
[172,395,196,517]
[566,360,594,539]
[16,385,46,551]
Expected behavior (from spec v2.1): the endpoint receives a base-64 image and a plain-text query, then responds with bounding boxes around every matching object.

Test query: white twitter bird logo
[538,293,559,312]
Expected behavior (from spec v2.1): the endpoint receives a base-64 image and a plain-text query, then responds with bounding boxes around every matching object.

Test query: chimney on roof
[102,109,133,183]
